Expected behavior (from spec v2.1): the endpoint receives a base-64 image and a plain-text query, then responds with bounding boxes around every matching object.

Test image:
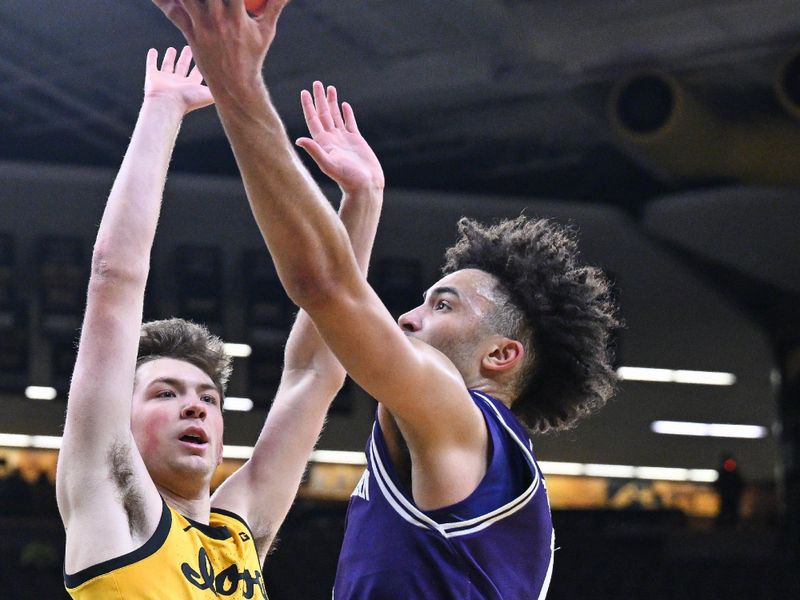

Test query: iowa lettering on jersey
[181,547,267,598]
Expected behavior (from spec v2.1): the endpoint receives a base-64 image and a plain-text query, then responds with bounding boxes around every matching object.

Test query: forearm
[339,188,383,274]
[93,98,184,279]
[282,189,382,372]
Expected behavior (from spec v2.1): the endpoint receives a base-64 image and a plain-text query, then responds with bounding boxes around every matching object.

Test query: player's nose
[180,399,207,420]
[398,307,422,332]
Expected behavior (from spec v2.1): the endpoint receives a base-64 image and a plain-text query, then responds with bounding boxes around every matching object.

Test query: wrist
[207,72,268,110]
[141,94,188,121]
[339,189,383,220]
[341,181,385,199]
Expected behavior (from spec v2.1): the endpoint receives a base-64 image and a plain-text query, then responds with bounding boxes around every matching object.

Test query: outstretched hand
[149,0,289,92]
[296,81,385,195]
[144,46,213,115]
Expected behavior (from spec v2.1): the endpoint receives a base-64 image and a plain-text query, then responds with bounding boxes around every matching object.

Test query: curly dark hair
[442,216,620,433]
[136,318,232,399]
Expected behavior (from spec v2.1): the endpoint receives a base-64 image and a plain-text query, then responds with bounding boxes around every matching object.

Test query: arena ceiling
[1,0,799,210]
[3,0,798,328]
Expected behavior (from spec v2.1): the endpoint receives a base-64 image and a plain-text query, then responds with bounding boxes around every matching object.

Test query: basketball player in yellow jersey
[55,46,384,598]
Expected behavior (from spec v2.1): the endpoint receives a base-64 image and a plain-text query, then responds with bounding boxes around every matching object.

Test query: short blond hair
[136,318,232,398]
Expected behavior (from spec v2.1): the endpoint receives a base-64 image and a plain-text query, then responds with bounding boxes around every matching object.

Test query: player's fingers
[175,46,193,77]
[296,138,334,172]
[151,1,195,40]
[146,48,159,73]
[179,0,202,12]
[327,86,345,129]
[313,81,334,131]
[263,0,290,24]
[342,102,360,134]
[300,89,324,137]
[160,46,178,72]
[187,65,205,84]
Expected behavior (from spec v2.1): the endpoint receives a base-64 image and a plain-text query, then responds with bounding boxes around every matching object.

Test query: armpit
[108,439,148,537]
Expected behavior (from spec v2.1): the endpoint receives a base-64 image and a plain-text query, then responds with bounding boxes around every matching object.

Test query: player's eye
[156,389,176,398]
[201,394,217,405]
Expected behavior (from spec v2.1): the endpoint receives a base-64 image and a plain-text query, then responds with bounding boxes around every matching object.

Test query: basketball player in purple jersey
[151,1,620,597]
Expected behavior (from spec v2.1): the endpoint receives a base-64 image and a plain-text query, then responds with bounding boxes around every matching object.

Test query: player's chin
[175,454,216,478]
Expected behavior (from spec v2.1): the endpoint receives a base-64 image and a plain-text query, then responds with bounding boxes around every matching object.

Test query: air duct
[609,70,800,186]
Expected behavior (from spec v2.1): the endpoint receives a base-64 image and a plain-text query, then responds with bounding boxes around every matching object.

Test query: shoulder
[210,506,270,561]
[210,507,258,541]
[470,390,534,445]
[64,499,173,591]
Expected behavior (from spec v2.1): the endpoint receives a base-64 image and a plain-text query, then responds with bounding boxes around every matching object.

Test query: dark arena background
[1,1,800,598]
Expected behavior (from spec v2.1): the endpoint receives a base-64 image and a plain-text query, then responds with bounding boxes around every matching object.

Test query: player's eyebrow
[424,286,460,302]
[149,377,216,393]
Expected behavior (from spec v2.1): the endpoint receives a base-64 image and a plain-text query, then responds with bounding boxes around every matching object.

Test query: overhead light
[222,445,253,460]
[310,450,368,465]
[684,469,719,483]
[539,460,718,482]
[25,386,57,400]
[219,447,369,465]
[31,435,62,449]
[651,420,768,439]
[635,466,691,481]
[617,367,672,382]
[0,433,62,449]
[651,421,707,436]
[223,343,252,358]
[707,423,767,438]
[672,370,736,385]
[223,397,254,412]
[584,463,637,479]
[536,461,584,476]
[617,366,736,386]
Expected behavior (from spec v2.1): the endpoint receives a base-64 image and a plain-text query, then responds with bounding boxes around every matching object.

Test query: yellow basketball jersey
[65,500,267,599]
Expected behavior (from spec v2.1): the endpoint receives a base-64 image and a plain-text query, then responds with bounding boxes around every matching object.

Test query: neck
[156,482,212,524]
[464,376,515,409]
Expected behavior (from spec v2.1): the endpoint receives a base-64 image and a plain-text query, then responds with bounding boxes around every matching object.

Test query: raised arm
[211,85,384,560]
[56,47,213,574]
[152,0,488,509]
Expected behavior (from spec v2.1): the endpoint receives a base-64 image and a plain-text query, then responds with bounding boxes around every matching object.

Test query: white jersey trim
[368,428,445,534]
[368,392,546,539]
[537,529,556,600]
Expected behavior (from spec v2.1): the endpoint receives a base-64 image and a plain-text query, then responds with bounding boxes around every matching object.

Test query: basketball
[244,0,267,15]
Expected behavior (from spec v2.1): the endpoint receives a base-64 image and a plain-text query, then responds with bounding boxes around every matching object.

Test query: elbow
[280,227,359,310]
[315,363,348,397]
[283,268,341,312]
[91,241,148,286]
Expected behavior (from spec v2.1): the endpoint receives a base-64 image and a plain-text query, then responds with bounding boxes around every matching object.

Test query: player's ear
[482,338,525,374]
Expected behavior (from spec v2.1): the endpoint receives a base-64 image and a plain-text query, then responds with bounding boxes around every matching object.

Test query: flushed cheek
[135,411,171,458]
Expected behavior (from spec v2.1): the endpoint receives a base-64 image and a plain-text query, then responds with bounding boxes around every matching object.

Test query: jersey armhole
[210,507,260,554]
[64,498,172,589]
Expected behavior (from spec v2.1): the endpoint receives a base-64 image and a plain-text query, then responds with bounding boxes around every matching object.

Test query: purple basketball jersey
[333,391,554,599]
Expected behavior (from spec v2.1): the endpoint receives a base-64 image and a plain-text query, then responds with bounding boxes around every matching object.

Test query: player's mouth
[179,427,209,448]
